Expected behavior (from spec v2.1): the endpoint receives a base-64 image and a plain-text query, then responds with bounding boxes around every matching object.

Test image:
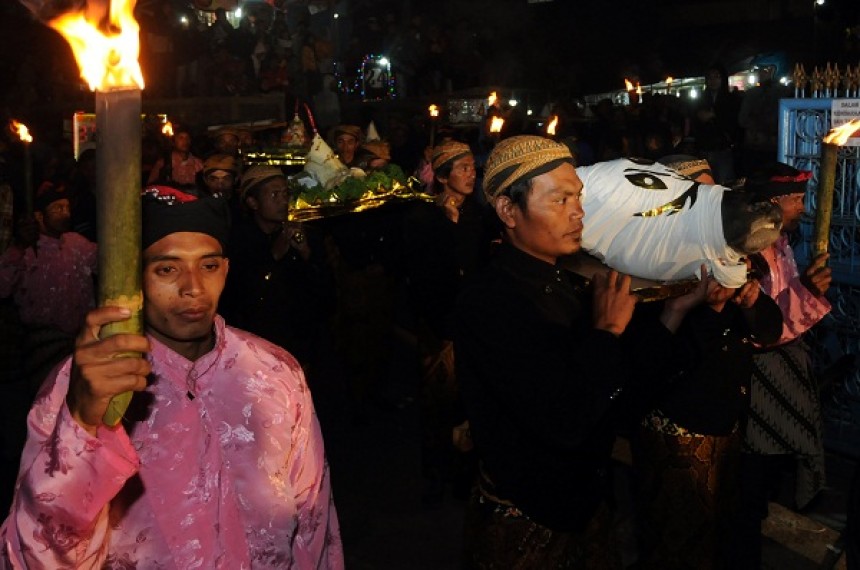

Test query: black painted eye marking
[624,171,669,190]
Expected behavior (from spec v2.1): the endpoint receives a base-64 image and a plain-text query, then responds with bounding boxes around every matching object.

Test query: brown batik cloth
[463,481,621,569]
[633,424,741,570]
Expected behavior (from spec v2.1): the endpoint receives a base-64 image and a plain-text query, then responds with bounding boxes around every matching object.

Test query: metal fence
[778,98,860,458]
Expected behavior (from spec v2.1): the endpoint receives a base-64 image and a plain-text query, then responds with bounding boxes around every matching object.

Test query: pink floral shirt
[1,317,344,569]
[147,153,205,186]
[0,232,97,335]
[759,234,831,345]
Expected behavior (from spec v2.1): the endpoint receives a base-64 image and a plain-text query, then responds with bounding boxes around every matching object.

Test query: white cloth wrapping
[578,159,747,288]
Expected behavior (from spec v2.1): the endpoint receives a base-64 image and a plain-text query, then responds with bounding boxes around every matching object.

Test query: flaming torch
[48,0,145,426]
[489,116,505,134]
[816,118,860,257]
[624,79,635,104]
[428,104,439,147]
[9,120,34,215]
[546,115,559,137]
[161,120,174,137]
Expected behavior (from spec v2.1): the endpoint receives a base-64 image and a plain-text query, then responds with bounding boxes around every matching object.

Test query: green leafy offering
[336,176,368,201]
[290,166,415,206]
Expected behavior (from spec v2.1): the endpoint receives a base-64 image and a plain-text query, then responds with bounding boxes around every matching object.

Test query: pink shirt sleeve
[0,245,24,298]
[289,402,342,568]
[1,359,140,569]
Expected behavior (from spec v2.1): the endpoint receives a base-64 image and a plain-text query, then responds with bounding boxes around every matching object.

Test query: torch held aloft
[814,142,837,257]
[96,87,144,426]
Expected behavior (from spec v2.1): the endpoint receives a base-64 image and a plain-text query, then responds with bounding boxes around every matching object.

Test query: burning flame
[428,104,440,118]
[823,119,860,145]
[49,0,144,91]
[489,116,505,133]
[636,83,643,95]
[665,76,674,85]
[624,79,634,91]
[546,115,559,136]
[488,92,497,108]
[162,121,174,137]
[10,120,33,143]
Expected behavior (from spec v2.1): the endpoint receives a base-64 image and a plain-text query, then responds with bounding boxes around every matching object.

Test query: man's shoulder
[222,325,305,378]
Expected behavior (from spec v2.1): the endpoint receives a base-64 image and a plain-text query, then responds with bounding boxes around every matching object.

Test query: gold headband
[483,136,572,201]
[432,141,471,171]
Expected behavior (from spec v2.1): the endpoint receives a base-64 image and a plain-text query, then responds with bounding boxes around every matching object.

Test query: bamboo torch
[9,120,33,215]
[428,104,439,148]
[816,119,860,257]
[49,0,145,426]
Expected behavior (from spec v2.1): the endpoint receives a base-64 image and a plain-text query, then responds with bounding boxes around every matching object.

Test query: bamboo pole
[814,142,838,257]
[96,87,143,426]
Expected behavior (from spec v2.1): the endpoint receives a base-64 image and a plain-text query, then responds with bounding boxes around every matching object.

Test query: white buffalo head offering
[577,158,782,288]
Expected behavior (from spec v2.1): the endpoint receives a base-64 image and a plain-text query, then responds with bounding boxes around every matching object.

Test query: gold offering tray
[244,149,308,166]
[288,178,435,222]
[562,253,699,302]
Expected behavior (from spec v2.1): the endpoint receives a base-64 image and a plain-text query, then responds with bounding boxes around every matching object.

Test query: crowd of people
[0,75,854,567]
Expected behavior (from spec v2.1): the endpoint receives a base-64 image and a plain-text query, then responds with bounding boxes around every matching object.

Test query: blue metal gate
[779,98,860,458]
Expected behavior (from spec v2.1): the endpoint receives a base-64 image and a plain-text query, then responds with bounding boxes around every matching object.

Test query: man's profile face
[143,232,228,351]
[204,169,236,196]
[174,132,192,153]
[250,177,289,223]
[440,155,476,196]
[216,134,240,155]
[499,162,584,265]
[38,198,72,236]
[335,134,358,162]
[774,193,805,232]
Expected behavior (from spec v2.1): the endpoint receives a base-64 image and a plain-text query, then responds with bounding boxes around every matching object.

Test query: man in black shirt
[455,136,706,568]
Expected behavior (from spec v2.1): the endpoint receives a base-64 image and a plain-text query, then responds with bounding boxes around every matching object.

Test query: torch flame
[489,116,505,133]
[488,92,497,108]
[428,104,440,118]
[823,119,860,145]
[50,0,144,91]
[624,79,634,91]
[162,121,174,137]
[10,120,33,143]
[546,115,559,136]
[636,83,643,95]
[665,76,674,84]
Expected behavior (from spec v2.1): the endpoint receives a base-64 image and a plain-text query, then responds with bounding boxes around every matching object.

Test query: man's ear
[33,211,44,228]
[493,196,517,229]
[245,195,259,211]
[435,174,448,187]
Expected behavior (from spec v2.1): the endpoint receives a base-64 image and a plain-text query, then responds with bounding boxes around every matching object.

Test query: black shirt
[454,243,689,531]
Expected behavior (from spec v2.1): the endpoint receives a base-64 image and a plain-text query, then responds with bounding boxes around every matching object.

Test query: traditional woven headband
[483,135,572,201]
[432,141,471,171]
[239,165,284,199]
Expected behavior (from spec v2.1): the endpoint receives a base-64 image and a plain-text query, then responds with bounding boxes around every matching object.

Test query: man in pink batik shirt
[0,186,343,569]
[0,183,97,337]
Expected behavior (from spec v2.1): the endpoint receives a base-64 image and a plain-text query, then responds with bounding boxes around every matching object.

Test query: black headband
[142,186,230,251]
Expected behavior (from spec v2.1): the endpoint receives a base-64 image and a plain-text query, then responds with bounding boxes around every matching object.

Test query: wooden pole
[23,141,33,216]
[814,142,838,257]
[96,87,143,426]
